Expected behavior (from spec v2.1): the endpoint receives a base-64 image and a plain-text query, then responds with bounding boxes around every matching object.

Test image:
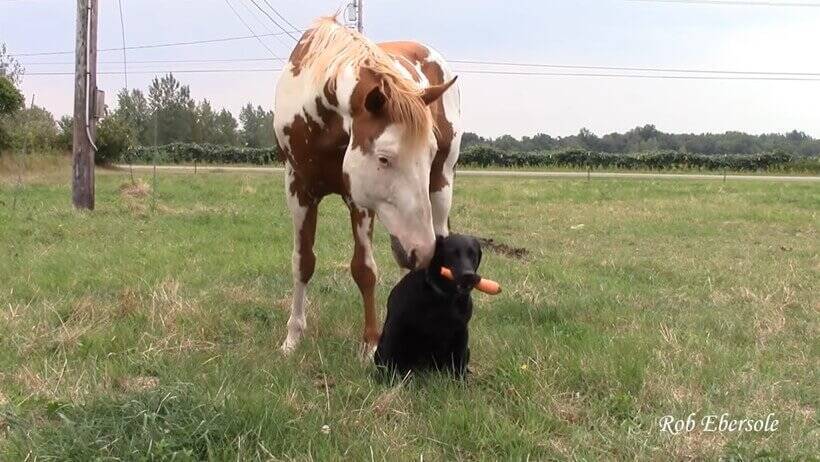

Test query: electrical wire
[11,30,304,57]
[259,0,302,34]
[449,59,820,77]
[246,0,301,41]
[117,0,128,90]
[22,68,820,81]
[223,0,285,63]
[626,0,820,6]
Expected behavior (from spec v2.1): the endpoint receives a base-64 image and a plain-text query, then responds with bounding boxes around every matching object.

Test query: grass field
[1,160,818,460]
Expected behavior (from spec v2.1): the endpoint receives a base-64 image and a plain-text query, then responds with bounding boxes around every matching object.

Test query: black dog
[374,234,482,378]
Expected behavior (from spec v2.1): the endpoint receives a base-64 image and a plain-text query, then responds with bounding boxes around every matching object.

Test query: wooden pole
[72,0,98,210]
[356,0,363,32]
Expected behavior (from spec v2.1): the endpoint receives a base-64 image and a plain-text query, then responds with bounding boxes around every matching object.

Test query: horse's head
[343,68,457,269]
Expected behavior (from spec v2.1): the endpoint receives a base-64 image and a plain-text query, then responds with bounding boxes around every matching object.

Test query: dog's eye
[378,156,390,167]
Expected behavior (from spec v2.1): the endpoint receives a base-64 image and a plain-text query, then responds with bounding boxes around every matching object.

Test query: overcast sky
[3,0,820,138]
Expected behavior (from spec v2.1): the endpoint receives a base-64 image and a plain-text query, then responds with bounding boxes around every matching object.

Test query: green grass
[1,161,818,460]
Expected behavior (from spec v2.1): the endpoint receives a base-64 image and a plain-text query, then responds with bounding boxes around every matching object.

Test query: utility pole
[345,0,362,32]
[72,0,98,210]
[356,0,363,33]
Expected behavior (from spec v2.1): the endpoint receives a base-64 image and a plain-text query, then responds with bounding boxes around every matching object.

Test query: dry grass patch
[114,376,159,393]
[668,428,728,461]
[119,178,152,198]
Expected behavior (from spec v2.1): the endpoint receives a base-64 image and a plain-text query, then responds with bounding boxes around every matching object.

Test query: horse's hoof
[280,336,299,355]
[358,341,377,362]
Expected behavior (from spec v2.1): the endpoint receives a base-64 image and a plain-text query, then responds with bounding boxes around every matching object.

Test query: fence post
[723,155,727,182]
[152,154,158,211]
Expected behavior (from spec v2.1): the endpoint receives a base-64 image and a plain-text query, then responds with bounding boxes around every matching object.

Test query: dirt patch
[476,236,529,259]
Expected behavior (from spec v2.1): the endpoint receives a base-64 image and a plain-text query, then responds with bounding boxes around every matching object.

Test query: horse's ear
[421,76,457,106]
[364,84,387,114]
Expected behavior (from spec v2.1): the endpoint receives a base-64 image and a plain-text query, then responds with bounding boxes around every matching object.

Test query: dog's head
[431,234,482,294]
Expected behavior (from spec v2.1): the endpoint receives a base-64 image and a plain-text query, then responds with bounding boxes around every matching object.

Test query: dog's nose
[457,272,479,288]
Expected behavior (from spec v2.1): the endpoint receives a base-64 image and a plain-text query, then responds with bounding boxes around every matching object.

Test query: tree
[0,75,24,148]
[116,89,151,145]
[239,103,275,148]
[3,105,58,151]
[55,115,73,150]
[147,74,196,144]
[96,114,133,164]
[193,99,217,144]
[213,109,238,145]
[0,44,24,85]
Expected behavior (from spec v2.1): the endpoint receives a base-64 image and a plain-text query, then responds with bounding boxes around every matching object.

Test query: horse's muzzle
[390,234,417,269]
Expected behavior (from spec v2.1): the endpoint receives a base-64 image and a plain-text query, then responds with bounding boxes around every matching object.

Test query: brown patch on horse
[298,206,319,282]
[424,61,454,193]
[288,30,315,77]
[380,42,455,193]
[349,67,392,153]
[282,97,349,206]
[379,41,430,63]
[349,207,379,345]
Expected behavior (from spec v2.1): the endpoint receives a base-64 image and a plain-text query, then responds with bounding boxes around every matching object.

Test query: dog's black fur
[374,234,482,378]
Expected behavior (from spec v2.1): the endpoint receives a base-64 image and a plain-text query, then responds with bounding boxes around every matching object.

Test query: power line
[23,56,820,78]
[453,69,820,81]
[10,30,304,57]
[22,68,820,81]
[246,0,301,41]
[116,0,128,90]
[626,0,820,6]
[259,0,302,34]
[450,59,820,77]
[223,0,285,63]
[25,69,283,76]
[235,0,295,51]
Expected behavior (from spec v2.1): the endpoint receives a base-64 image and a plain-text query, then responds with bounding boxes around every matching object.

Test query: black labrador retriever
[374,234,482,378]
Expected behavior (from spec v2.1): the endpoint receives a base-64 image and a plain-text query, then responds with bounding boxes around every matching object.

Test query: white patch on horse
[426,45,461,237]
[281,167,310,354]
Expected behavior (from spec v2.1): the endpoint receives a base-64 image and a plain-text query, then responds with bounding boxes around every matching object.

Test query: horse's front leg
[281,171,319,355]
[348,204,379,359]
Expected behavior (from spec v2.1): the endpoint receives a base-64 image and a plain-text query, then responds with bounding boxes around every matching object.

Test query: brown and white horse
[273,17,462,356]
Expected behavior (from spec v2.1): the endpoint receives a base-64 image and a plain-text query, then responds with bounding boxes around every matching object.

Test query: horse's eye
[378,156,390,166]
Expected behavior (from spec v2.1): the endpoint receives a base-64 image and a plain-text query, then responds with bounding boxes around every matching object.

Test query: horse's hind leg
[281,170,319,355]
[430,133,460,237]
[348,204,379,360]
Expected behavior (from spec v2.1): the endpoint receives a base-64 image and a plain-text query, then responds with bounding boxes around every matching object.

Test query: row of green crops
[120,143,818,172]
[123,143,281,165]
[459,146,818,172]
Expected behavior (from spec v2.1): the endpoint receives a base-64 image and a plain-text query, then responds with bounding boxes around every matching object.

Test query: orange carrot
[440,267,502,295]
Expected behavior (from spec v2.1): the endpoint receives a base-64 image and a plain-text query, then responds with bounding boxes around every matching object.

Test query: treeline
[0,70,277,163]
[3,60,819,172]
[462,125,820,157]
[459,146,818,172]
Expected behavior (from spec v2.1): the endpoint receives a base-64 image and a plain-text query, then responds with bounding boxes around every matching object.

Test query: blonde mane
[298,16,433,141]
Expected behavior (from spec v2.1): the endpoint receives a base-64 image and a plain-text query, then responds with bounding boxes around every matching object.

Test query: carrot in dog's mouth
[440,267,502,295]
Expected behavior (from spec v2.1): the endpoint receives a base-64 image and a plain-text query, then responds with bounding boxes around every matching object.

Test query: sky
[2,0,820,138]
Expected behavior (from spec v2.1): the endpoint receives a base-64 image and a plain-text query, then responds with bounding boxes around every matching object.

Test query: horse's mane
[299,16,432,142]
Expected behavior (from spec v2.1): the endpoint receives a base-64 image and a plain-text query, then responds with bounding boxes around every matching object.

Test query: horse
[273,16,462,356]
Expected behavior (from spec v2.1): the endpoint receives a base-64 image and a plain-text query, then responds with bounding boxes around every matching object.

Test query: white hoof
[358,341,377,362]
[281,317,305,355]
[280,337,299,355]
